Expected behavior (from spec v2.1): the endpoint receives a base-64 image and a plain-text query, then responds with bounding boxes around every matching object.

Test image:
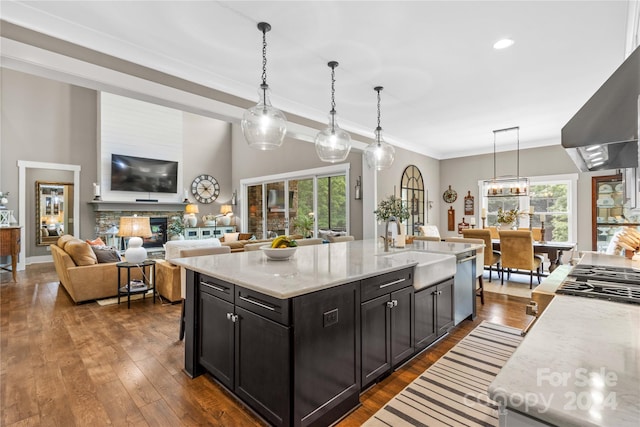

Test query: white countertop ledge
[170,239,477,299]
[489,295,640,426]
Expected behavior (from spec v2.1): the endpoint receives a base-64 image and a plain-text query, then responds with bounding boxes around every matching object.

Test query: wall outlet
[323,308,338,327]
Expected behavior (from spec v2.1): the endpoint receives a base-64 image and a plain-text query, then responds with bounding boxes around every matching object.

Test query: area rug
[363,321,523,427]
[482,275,535,299]
[96,290,154,306]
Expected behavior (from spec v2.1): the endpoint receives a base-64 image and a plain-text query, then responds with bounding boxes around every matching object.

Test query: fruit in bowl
[261,236,298,260]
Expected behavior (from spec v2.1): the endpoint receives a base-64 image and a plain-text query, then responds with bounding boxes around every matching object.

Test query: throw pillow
[65,240,98,266]
[223,232,240,242]
[86,237,106,246]
[238,233,253,241]
[57,234,75,249]
[91,246,122,263]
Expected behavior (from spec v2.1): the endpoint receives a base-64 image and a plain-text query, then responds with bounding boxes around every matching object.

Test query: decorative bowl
[261,245,297,260]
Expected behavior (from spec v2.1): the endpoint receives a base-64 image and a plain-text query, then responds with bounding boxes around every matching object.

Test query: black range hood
[561,46,640,172]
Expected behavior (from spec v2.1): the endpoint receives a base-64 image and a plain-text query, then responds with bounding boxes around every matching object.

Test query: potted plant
[168,215,185,240]
[374,195,410,251]
[291,213,315,238]
[496,207,525,230]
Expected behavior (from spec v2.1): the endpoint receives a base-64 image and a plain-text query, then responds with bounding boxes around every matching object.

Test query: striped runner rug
[363,321,523,427]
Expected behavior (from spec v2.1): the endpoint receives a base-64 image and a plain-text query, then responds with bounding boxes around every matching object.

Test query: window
[479,174,577,242]
[242,164,350,238]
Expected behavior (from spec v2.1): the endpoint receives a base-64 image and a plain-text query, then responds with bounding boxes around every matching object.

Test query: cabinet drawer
[361,268,413,302]
[199,274,234,303]
[236,287,291,326]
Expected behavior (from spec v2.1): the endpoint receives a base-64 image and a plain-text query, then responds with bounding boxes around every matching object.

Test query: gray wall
[440,144,616,251]
[1,68,98,257]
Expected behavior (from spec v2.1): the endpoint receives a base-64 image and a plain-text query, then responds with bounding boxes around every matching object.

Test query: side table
[116,260,156,309]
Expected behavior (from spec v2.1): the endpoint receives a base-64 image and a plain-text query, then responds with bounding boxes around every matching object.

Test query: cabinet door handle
[201,281,227,293]
[379,278,406,289]
[386,301,395,309]
[239,295,276,311]
[226,312,233,320]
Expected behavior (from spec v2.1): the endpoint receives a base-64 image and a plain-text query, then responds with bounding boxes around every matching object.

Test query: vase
[170,234,184,241]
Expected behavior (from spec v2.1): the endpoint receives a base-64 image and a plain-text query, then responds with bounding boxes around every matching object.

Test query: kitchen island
[489,253,640,426]
[172,239,480,427]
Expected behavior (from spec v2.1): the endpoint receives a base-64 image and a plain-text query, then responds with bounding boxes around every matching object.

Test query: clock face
[191,174,220,204]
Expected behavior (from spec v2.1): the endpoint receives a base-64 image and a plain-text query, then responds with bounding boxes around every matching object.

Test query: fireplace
[143,217,168,248]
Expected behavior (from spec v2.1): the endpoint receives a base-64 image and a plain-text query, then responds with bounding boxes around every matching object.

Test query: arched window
[401,165,424,235]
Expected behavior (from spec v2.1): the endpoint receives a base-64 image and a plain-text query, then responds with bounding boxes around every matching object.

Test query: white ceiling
[0,1,633,159]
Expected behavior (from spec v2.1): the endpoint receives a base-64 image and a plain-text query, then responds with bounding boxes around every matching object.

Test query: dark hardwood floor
[1,264,531,426]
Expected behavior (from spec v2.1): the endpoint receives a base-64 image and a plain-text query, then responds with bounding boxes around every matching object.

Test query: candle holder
[529,213,533,231]
[481,216,486,229]
[540,221,546,243]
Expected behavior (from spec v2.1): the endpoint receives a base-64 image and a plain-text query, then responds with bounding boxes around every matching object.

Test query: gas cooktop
[556,264,640,304]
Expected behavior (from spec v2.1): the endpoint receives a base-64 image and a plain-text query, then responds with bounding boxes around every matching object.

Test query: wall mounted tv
[111,154,178,193]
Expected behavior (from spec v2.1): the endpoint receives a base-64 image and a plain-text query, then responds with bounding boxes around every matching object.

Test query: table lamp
[185,203,199,227]
[219,205,233,226]
[118,215,152,264]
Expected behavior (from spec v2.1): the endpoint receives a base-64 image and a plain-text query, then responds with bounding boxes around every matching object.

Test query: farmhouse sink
[382,251,457,290]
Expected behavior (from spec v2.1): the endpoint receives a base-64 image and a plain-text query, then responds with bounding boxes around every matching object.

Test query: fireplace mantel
[89,201,187,212]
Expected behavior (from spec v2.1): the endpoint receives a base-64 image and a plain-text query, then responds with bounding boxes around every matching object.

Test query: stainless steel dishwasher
[453,249,477,325]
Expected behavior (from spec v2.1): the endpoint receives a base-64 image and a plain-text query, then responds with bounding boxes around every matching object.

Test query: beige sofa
[51,235,139,303]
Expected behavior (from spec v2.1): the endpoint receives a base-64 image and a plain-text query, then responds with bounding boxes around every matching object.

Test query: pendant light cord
[375,86,383,145]
[330,64,336,115]
[261,26,268,87]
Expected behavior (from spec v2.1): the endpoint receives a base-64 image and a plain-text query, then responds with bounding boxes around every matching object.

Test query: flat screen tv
[111,154,178,193]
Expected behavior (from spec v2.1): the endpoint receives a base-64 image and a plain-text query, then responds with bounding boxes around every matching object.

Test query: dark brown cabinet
[192,271,359,427]
[360,268,414,389]
[414,278,454,351]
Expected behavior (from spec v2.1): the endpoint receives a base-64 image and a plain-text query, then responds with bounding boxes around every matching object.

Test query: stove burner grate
[557,278,640,305]
[568,265,640,285]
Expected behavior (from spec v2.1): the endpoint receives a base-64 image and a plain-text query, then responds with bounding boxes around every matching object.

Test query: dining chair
[487,226,500,239]
[413,236,441,242]
[295,238,324,246]
[327,235,355,243]
[461,228,501,282]
[498,230,544,289]
[518,227,542,241]
[444,237,485,304]
[418,224,441,239]
[178,246,231,340]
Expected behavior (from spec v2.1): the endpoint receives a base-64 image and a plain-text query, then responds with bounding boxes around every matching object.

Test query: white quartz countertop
[171,238,479,299]
[489,253,640,426]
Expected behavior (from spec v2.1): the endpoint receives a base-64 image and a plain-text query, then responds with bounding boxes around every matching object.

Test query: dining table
[491,239,576,273]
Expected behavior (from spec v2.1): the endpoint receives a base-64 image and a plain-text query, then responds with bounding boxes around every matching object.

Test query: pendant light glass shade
[315,61,351,163]
[364,86,395,170]
[241,22,287,150]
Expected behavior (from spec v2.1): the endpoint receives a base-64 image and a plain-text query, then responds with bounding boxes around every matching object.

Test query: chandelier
[241,22,287,150]
[482,126,530,197]
[364,86,395,170]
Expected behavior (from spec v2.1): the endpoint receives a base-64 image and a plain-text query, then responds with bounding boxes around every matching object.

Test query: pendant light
[241,22,287,150]
[364,86,395,170]
[482,126,530,197]
[315,61,352,162]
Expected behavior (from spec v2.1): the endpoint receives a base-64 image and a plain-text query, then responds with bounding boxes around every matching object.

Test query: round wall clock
[443,185,457,203]
[191,174,220,204]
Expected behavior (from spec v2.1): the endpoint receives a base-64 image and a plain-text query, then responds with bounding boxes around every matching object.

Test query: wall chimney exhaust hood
[561,46,639,172]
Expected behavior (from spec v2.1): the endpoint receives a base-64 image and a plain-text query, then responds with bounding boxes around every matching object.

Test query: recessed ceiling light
[493,38,515,50]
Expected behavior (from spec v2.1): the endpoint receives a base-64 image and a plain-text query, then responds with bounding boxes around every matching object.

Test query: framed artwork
[464,191,474,215]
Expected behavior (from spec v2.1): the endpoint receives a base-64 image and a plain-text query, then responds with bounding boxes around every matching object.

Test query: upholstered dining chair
[327,235,355,243]
[295,238,324,246]
[444,237,485,304]
[178,246,231,340]
[413,236,441,242]
[418,224,441,239]
[487,226,500,239]
[461,228,501,282]
[518,227,542,241]
[498,230,544,289]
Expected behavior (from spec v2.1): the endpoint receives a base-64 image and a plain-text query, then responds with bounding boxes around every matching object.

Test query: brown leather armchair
[462,228,501,282]
[498,230,544,288]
